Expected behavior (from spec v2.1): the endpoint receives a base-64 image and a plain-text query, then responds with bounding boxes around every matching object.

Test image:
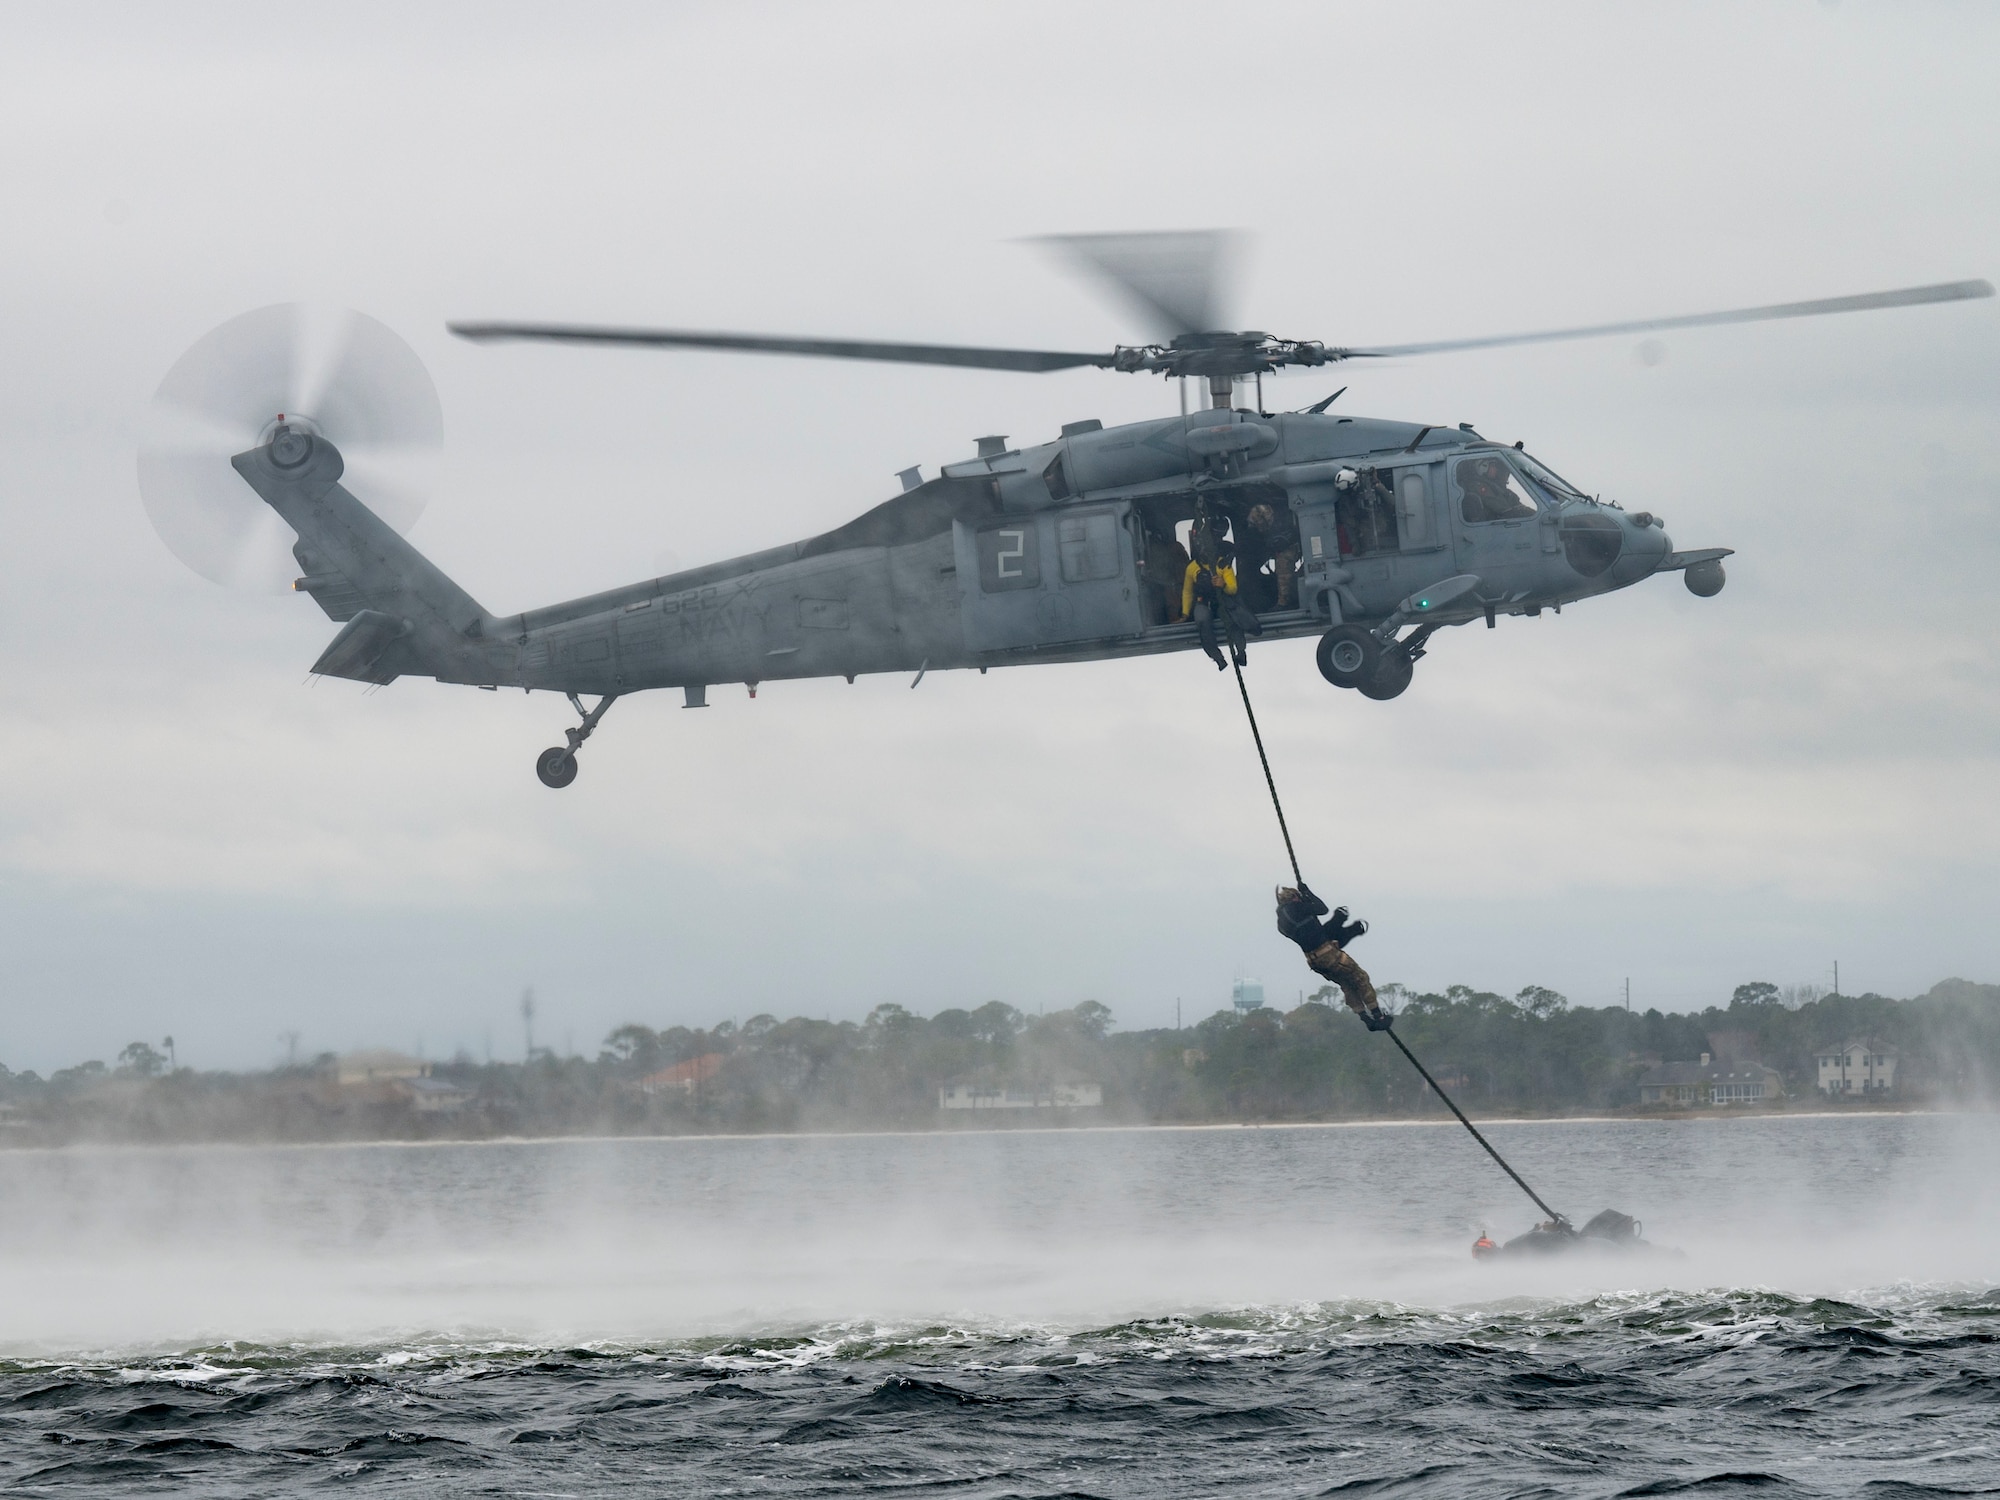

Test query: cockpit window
[1456,455,1539,523]
[1511,451,1587,501]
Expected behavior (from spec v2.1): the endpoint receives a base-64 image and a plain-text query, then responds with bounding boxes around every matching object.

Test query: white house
[939,1081,1103,1110]
[400,1076,472,1114]
[1817,1040,1897,1096]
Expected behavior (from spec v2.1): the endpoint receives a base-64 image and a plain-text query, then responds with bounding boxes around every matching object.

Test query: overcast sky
[1,1,1996,1072]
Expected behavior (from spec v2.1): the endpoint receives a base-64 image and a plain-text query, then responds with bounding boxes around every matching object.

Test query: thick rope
[1231,659,1302,886]
[1383,1027,1567,1225]
[1227,655,1566,1227]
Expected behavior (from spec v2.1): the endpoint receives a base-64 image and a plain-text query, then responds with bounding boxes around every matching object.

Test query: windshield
[1509,450,1589,501]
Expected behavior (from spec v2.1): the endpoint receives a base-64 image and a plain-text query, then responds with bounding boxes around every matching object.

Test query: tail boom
[232,432,503,686]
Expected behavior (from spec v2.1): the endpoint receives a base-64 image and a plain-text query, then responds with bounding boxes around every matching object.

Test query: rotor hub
[261,413,321,469]
[1113,332,1338,380]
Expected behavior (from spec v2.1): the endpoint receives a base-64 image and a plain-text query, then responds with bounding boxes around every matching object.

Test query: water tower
[1231,978,1266,1014]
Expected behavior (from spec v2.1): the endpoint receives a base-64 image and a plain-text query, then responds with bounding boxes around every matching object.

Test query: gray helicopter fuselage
[248,405,1714,703]
[470,407,1688,699]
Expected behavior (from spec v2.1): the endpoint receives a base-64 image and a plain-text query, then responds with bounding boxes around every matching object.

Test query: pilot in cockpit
[1459,455,1534,522]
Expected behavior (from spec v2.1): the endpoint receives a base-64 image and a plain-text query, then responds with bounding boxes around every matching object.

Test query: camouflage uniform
[1242,503,1300,609]
[1276,883,1391,1029]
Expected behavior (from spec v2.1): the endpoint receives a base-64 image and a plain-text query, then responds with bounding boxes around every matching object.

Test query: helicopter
[137,234,1991,787]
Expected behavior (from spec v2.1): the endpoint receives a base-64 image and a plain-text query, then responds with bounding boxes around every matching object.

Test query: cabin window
[1058,513,1120,583]
[1397,470,1434,547]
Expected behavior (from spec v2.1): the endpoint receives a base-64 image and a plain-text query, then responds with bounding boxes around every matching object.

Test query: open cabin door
[953,503,1143,653]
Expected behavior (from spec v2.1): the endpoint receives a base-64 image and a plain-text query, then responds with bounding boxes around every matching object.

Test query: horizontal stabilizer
[312,609,416,684]
[1658,548,1734,572]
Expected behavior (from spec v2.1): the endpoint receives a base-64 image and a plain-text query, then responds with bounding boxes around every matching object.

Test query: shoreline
[0,1105,1965,1157]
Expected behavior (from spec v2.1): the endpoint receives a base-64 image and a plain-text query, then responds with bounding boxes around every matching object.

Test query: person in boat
[1275,883,1391,1029]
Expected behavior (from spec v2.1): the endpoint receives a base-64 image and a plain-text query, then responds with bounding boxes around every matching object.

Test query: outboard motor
[1580,1209,1642,1244]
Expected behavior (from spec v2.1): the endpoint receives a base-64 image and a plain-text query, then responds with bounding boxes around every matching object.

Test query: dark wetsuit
[1276,884,1389,1029]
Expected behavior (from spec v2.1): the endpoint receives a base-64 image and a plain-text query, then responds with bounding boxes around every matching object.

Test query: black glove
[1290,882,1330,918]
[1363,1010,1395,1032]
[1329,908,1368,946]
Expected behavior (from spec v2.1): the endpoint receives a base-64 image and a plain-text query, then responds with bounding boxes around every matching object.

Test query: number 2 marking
[995,529,1026,578]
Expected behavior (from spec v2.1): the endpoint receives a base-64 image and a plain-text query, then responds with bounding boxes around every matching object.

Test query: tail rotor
[137,305,443,591]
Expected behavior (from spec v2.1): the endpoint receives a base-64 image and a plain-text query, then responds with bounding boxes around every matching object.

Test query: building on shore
[1637,1052,1785,1107]
[335,1050,427,1087]
[1816,1040,1897,1095]
[639,1053,725,1096]
[401,1076,472,1114]
[329,1050,470,1115]
[938,1080,1103,1111]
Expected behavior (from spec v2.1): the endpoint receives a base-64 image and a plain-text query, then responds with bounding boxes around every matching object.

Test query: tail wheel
[536,747,579,789]
[1316,625,1381,688]
[1358,647,1414,701]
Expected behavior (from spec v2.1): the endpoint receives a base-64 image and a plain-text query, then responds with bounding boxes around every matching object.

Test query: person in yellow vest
[1182,520,1261,669]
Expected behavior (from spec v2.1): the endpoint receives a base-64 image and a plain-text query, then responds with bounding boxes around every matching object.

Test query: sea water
[0,1112,1994,1496]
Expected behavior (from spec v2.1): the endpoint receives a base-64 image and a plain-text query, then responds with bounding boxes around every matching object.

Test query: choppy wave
[4,1286,1997,1497]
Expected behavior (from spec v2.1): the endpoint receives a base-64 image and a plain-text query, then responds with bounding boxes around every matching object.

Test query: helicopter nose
[1611,511,1671,582]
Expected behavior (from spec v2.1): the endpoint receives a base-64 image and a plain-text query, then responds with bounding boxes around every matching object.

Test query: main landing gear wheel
[536,747,579,788]
[1316,625,1381,688]
[1358,646,1414,701]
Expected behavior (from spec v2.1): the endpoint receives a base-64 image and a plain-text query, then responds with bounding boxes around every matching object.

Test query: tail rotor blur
[137,305,442,591]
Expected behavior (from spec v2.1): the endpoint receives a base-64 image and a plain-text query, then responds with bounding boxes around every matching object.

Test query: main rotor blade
[1033,230,1241,340]
[1347,279,1995,359]
[448,322,1119,374]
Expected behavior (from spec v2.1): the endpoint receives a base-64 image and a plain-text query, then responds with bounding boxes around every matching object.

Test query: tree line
[0,979,1993,1144]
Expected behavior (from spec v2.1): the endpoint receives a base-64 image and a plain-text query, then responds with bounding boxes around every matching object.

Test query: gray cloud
[1,1,1996,1070]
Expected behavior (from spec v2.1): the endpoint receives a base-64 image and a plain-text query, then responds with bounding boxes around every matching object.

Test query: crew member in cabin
[1182,517,1261,669]
[1239,502,1301,611]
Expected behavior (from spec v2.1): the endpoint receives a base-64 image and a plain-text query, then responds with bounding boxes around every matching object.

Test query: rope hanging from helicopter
[1229,658,1301,887]
[1223,651,1567,1227]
